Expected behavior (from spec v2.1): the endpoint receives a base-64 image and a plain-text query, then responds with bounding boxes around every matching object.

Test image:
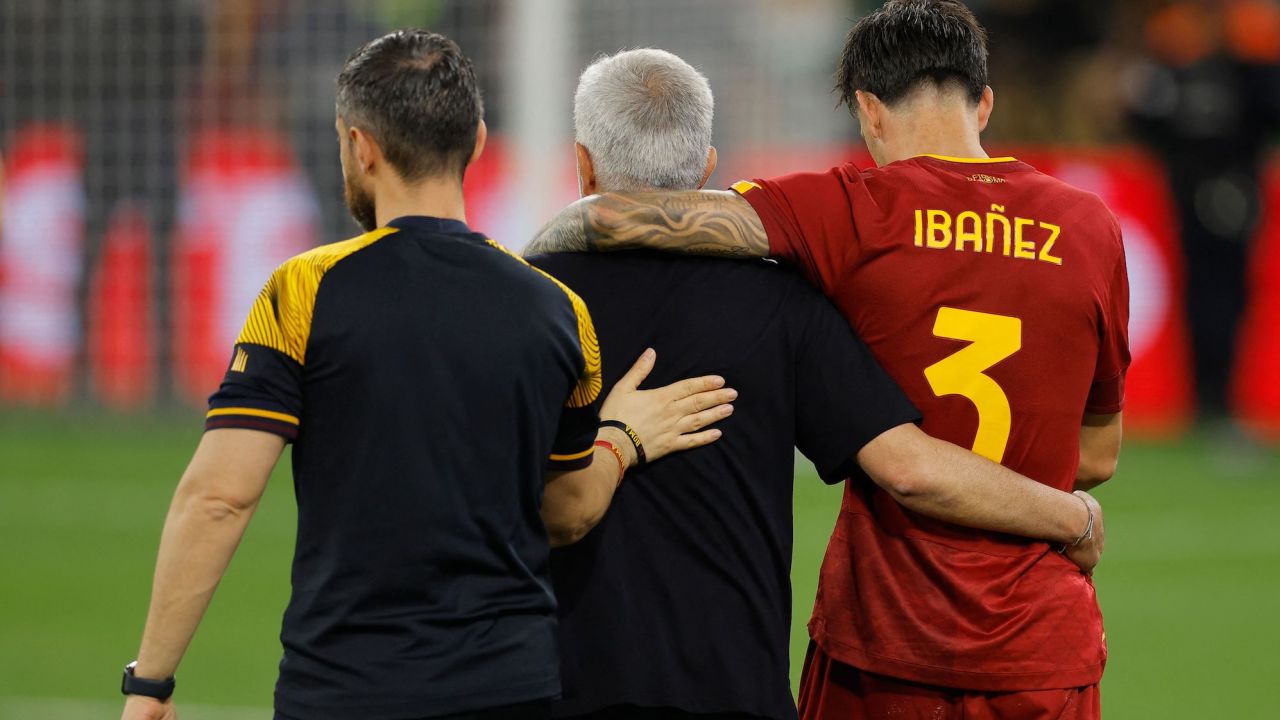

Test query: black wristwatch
[121,661,175,700]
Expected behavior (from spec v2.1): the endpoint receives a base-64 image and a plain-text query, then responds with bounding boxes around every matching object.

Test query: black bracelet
[599,420,646,466]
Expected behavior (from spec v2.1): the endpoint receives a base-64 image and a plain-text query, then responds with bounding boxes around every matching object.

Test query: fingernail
[726,389,739,400]
[711,429,723,439]
[644,348,656,360]
[721,404,734,416]
[711,376,725,386]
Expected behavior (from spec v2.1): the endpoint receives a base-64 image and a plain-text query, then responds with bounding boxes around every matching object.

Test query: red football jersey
[734,155,1130,691]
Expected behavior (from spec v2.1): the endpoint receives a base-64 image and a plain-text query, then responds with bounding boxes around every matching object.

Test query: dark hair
[837,0,988,110]
[336,29,483,182]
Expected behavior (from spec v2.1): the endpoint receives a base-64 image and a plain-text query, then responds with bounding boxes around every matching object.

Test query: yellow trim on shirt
[237,227,399,365]
[916,154,1018,164]
[484,239,603,409]
[549,447,595,462]
[206,407,300,425]
[731,180,761,194]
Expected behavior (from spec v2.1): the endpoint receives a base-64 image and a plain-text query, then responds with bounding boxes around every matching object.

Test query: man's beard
[344,174,378,232]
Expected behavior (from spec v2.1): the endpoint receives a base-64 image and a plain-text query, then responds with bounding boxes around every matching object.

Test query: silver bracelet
[1059,493,1094,553]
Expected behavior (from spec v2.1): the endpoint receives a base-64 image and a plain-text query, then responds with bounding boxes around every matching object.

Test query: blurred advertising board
[169,129,319,405]
[0,124,84,405]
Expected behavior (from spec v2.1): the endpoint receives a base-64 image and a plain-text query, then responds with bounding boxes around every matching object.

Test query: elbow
[1076,456,1118,491]
[878,456,935,504]
[542,498,605,547]
[546,516,598,547]
[173,475,257,524]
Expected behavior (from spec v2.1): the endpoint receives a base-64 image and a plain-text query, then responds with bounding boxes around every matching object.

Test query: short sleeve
[546,275,603,472]
[548,403,600,472]
[206,343,303,440]
[205,265,311,441]
[481,238,604,471]
[1086,224,1131,415]
[731,168,859,295]
[793,287,921,483]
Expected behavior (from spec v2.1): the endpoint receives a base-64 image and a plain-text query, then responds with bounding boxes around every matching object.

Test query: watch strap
[122,661,175,701]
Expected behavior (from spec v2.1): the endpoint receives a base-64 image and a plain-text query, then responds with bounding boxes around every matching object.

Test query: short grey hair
[574,48,714,192]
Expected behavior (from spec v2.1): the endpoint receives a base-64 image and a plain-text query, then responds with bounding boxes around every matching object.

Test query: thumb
[614,348,656,392]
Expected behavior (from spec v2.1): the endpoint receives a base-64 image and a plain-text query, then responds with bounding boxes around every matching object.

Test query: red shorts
[798,641,1100,720]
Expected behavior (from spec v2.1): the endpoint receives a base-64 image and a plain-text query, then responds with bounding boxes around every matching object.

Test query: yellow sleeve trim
[485,239,603,408]
[206,407,300,425]
[731,180,761,194]
[916,154,1019,164]
[549,447,595,462]
[236,227,400,365]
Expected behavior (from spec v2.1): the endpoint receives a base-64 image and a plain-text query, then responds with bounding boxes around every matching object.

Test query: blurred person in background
[531,46,1103,720]
[118,30,735,720]
[1124,0,1280,424]
[528,1,1129,717]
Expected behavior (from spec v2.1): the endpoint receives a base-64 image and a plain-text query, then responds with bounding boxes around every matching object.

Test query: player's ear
[977,86,995,133]
[350,126,379,176]
[575,142,598,197]
[697,146,718,190]
[855,90,883,140]
[468,119,487,168]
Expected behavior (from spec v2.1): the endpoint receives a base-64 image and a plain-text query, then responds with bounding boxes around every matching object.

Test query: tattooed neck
[525,190,769,258]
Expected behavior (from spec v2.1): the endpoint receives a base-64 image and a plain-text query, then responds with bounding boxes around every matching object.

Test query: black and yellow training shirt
[206,216,601,719]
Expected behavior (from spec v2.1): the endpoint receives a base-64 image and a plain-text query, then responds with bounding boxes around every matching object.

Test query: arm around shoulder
[525,190,768,258]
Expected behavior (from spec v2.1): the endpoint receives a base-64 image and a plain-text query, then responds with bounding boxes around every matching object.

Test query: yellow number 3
[923,307,1022,463]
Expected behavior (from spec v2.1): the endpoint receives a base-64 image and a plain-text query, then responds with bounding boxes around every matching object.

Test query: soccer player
[527,2,1128,718]
[118,31,737,720]
[529,44,1110,720]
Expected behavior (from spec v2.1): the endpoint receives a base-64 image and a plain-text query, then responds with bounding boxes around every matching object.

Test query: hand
[600,348,736,465]
[1064,490,1105,574]
[122,695,177,720]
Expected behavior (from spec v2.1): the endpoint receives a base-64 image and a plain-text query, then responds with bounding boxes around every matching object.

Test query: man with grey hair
[572,48,717,194]
[528,49,1102,720]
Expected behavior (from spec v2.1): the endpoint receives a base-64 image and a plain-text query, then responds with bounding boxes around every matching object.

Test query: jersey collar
[385,215,475,236]
[914,154,1019,164]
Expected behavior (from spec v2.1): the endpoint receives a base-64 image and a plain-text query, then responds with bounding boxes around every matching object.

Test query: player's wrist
[1057,491,1094,551]
[597,426,637,469]
[598,420,646,467]
[122,660,176,701]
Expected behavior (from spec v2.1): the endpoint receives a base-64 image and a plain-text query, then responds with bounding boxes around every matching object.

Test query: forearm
[133,491,257,678]
[525,190,768,258]
[898,438,1087,544]
[858,426,1088,545]
[541,429,632,546]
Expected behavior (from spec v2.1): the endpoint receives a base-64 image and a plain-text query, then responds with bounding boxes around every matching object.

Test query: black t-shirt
[529,252,920,720]
[206,216,601,719]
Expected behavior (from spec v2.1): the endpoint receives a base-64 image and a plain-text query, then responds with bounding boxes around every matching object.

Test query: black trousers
[275,698,550,720]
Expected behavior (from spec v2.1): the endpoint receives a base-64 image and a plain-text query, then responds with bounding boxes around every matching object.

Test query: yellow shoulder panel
[485,239,603,408]
[236,227,399,364]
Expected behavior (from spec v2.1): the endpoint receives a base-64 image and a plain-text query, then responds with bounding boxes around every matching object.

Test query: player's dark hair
[336,29,483,183]
[837,0,988,110]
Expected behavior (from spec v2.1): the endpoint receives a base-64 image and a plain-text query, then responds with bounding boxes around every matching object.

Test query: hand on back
[600,348,736,465]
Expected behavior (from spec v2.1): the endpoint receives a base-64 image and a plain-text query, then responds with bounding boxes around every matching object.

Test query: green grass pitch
[1,410,1278,718]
